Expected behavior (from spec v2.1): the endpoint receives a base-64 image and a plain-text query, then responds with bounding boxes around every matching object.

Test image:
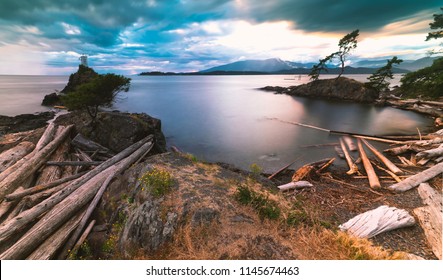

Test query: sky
[0,0,441,75]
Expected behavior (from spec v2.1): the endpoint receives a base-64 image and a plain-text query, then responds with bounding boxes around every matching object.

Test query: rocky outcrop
[0,112,55,136]
[41,92,62,106]
[90,152,296,260]
[262,77,380,103]
[61,65,98,93]
[54,111,166,154]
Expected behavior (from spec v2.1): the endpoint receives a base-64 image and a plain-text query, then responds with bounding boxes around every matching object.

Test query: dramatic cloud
[0,0,441,74]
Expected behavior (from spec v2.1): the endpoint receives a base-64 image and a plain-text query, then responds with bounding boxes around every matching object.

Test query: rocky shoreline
[0,75,441,260]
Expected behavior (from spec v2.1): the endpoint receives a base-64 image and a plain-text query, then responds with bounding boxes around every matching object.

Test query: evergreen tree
[337,29,360,78]
[62,73,131,122]
[366,56,403,92]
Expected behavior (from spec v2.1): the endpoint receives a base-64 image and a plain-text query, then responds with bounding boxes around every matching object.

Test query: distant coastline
[140,66,409,76]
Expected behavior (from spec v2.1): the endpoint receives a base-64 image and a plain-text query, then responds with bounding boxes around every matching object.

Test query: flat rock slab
[339,205,416,238]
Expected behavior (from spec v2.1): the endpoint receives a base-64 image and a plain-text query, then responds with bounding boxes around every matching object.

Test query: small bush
[139,167,174,197]
[235,184,280,220]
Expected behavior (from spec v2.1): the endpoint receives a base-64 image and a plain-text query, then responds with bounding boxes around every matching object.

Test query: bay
[0,74,432,171]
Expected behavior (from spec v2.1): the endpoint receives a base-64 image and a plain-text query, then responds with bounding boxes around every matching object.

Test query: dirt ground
[268,161,440,260]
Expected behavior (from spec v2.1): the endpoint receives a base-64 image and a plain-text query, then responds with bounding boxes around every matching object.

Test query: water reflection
[116,75,432,171]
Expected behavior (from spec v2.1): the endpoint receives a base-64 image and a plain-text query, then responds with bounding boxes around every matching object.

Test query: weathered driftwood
[45,161,103,166]
[362,139,403,175]
[387,162,443,192]
[291,158,334,181]
[357,139,381,189]
[413,183,442,260]
[0,135,153,245]
[354,135,405,145]
[0,125,74,201]
[26,210,84,260]
[35,127,70,186]
[416,144,443,160]
[384,144,424,155]
[5,172,87,201]
[339,138,358,175]
[0,141,35,173]
[398,156,415,166]
[371,160,402,183]
[66,219,96,260]
[34,122,56,152]
[0,187,24,220]
[343,136,357,151]
[334,146,345,158]
[339,205,416,238]
[0,129,40,153]
[71,133,113,157]
[0,138,154,259]
[268,159,298,180]
[277,181,313,191]
[58,173,115,259]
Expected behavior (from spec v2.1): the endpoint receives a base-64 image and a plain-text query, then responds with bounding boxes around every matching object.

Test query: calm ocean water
[0,74,432,171]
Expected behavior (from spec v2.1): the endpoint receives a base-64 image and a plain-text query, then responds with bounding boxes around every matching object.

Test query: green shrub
[235,184,280,220]
[139,167,174,197]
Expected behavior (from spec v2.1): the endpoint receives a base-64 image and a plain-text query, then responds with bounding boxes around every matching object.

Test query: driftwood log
[416,144,443,160]
[71,133,113,157]
[339,205,416,238]
[339,138,358,175]
[0,125,74,201]
[0,135,153,246]
[0,137,154,259]
[26,210,84,260]
[387,162,443,192]
[0,141,35,173]
[413,183,442,259]
[362,139,403,175]
[357,139,381,189]
[277,181,313,191]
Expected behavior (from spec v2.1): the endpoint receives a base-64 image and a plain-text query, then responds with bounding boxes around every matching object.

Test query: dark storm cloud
[242,0,442,32]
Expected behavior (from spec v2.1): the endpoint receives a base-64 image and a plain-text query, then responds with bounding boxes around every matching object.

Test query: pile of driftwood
[0,123,155,259]
[272,123,442,259]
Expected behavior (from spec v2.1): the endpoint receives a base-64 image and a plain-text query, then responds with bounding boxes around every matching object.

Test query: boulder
[274,77,379,103]
[54,111,166,153]
[41,92,62,106]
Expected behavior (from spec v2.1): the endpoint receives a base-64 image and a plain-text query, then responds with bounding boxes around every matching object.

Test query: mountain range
[199,57,441,74]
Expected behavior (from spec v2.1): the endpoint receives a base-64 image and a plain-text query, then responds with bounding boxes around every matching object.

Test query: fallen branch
[416,144,443,160]
[387,162,443,192]
[343,136,357,151]
[268,158,299,180]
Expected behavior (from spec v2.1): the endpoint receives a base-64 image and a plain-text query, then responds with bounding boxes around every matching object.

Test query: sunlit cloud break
[0,0,441,75]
